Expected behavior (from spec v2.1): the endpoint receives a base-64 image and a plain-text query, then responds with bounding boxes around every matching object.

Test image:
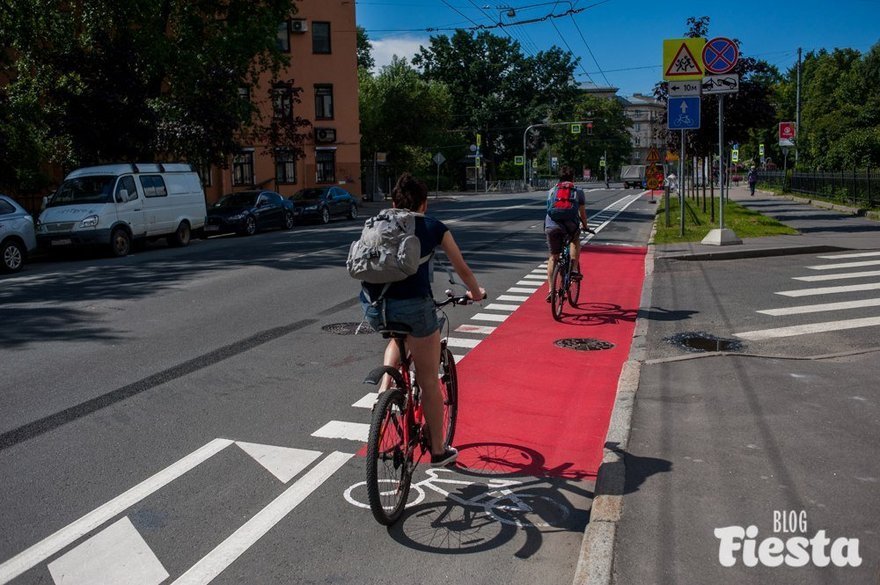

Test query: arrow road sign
[702,37,739,75]
[668,80,701,96]
[702,74,740,94]
[668,96,701,130]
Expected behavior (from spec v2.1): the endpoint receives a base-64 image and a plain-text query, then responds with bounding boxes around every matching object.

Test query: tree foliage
[0,0,308,193]
[413,30,581,175]
[357,26,375,70]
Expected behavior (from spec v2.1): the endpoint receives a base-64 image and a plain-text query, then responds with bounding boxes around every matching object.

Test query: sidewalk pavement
[575,187,880,585]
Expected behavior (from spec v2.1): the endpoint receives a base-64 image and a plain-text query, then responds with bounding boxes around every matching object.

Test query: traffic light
[587,122,593,135]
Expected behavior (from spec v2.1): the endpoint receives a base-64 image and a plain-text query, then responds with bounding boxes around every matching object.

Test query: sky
[354,0,880,97]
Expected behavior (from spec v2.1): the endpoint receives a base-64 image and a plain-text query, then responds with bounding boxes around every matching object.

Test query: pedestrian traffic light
[587,122,593,135]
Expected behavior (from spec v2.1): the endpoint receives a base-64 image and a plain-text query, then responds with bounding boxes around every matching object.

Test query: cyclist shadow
[557,301,638,326]
[387,442,593,558]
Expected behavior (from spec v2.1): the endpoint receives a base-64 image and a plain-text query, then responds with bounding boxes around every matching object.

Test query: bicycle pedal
[571,272,583,281]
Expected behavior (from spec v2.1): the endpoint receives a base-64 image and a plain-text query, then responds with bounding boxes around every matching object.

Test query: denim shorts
[362,296,440,338]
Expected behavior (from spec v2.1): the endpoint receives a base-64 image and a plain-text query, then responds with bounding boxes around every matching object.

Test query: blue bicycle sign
[668,96,701,130]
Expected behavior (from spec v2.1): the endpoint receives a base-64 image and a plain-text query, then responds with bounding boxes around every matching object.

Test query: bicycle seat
[378,321,412,338]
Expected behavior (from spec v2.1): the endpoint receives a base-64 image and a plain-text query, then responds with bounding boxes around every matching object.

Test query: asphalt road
[0,186,656,585]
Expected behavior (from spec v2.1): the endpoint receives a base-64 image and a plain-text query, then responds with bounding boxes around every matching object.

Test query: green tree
[548,95,631,179]
[413,30,579,176]
[357,26,375,70]
[0,0,308,192]
[359,57,453,175]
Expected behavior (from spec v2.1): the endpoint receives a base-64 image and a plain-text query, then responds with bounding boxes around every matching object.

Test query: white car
[0,194,37,273]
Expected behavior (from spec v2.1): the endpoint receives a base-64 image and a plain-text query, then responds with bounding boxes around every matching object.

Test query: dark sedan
[289,187,359,225]
[205,190,294,236]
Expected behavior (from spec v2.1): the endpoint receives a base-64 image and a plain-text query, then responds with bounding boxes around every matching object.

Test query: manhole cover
[664,332,743,353]
[322,322,375,335]
[554,338,615,351]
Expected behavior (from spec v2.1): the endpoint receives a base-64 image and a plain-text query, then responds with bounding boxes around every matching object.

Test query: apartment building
[621,93,665,164]
[202,0,361,202]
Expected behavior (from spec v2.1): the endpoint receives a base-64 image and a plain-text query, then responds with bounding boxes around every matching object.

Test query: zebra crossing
[309,191,644,444]
[735,250,880,341]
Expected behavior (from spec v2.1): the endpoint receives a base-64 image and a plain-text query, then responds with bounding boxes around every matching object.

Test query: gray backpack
[346,208,432,284]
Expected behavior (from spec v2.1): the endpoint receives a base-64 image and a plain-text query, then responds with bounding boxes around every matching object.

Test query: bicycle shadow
[386,442,593,558]
[556,301,639,326]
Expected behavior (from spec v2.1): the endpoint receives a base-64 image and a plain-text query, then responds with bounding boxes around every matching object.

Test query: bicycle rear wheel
[567,269,581,307]
[365,388,412,525]
[439,344,458,448]
[550,262,565,321]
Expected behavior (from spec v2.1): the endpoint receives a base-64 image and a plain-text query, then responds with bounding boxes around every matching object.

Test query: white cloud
[370,35,429,70]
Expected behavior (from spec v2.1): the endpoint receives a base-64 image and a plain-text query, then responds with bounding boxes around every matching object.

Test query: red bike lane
[454,244,647,480]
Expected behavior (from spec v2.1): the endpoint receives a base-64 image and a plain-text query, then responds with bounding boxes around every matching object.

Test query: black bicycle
[363,292,475,525]
[550,225,594,321]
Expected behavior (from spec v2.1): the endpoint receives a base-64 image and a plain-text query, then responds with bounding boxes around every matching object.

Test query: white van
[37,163,207,257]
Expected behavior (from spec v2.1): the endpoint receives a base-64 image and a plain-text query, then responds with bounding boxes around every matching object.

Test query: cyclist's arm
[440,231,485,301]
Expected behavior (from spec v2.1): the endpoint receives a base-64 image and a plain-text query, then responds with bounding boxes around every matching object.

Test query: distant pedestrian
[748,166,758,196]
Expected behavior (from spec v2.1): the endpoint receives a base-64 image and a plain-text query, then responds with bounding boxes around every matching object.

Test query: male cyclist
[545,165,588,302]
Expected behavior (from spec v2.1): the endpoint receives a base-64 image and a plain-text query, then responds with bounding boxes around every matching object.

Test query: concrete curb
[571,222,657,585]
[754,188,879,220]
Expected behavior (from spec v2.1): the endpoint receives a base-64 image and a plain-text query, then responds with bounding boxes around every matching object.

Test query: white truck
[37,163,207,257]
[620,165,647,189]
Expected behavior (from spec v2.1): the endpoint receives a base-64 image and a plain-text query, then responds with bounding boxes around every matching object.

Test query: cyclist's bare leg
[570,239,580,274]
[379,339,401,392]
[406,330,446,456]
[546,253,560,289]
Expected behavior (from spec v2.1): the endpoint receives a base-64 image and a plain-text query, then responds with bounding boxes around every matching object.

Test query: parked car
[288,187,359,225]
[205,190,294,236]
[0,195,38,273]
[36,163,207,257]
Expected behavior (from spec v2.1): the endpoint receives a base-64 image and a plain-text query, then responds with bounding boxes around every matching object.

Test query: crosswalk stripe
[757,297,880,316]
[816,251,880,259]
[735,316,880,340]
[484,303,520,311]
[472,312,509,322]
[497,294,529,302]
[311,421,370,442]
[529,269,546,275]
[352,393,379,409]
[456,324,496,334]
[793,270,880,282]
[807,260,880,270]
[446,337,481,348]
[520,274,545,280]
[777,282,880,297]
[516,279,543,287]
[507,287,538,293]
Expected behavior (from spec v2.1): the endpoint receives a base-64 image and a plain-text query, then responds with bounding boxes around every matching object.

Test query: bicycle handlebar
[437,289,488,307]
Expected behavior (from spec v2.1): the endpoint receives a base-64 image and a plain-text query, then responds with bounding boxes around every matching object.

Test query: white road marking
[47,517,168,585]
[735,316,880,340]
[516,280,543,287]
[311,421,370,442]
[0,438,234,585]
[171,452,352,585]
[520,274,545,280]
[776,282,880,297]
[758,298,880,316]
[484,303,520,311]
[807,260,880,270]
[352,393,379,409]
[496,295,529,302]
[816,251,880,259]
[529,269,546,275]
[472,312,509,323]
[445,337,481,349]
[456,324,496,334]
[235,442,322,484]
[793,270,880,281]
[507,287,538,294]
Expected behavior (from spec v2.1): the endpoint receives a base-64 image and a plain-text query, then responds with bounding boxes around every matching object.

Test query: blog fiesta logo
[714,510,862,568]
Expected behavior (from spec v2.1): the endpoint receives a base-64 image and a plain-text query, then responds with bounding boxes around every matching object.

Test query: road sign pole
[719,94,725,228]
[680,130,685,237]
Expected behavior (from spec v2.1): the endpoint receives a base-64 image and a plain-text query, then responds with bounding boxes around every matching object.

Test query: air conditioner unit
[290,19,308,33]
[315,128,336,144]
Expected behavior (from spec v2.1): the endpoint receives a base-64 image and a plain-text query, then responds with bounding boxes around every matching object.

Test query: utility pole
[795,47,802,167]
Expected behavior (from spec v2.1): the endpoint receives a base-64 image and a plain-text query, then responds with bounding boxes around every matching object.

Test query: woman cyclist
[361,173,485,467]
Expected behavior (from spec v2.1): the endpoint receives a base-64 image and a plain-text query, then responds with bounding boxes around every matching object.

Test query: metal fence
[759,169,877,209]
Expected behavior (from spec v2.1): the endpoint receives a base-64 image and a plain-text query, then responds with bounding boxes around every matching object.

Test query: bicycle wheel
[567,267,581,307]
[439,344,458,448]
[550,261,566,321]
[365,388,412,525]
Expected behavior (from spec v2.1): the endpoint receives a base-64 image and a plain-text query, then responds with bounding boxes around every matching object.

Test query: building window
[316,150,336,183]
[312,22,331,54]
[197,164,212,187]
[275,151,297,184]
[238,87,250,101]
[276,20,290,52]
[315,85,334,119]
[273,86,293,119]
[233,151,255,186]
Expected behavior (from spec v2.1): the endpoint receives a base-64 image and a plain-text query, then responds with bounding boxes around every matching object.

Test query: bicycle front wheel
[439,344,458,448]
[551,262,565,321]
[365,388,412,525]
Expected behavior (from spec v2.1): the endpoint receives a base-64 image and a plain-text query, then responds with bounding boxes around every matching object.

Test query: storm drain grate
[664,331,743,353]
[554,338,615,351]
[322,322,375,335]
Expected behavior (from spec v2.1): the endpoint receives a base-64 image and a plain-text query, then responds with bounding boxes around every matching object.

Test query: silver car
[0,195,38,273]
